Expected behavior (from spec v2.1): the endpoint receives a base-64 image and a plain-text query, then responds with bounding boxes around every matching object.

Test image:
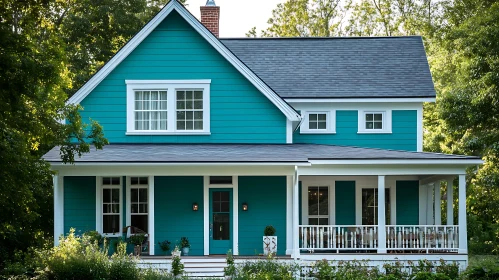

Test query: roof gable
[67,0,300,121]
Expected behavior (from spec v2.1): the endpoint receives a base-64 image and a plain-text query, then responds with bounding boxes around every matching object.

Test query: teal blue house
[44,0,481,267]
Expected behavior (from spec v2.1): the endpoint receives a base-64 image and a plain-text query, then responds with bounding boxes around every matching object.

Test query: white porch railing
[386,225,459,253]
[299,225,378,252]
[299,225,459,254]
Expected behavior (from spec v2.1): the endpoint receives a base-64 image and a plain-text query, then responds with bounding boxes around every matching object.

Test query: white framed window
[126,80,211,135]
[361,188,391,225]
[307,186,329,225]
[357,110,392,133]
[300,111,335,134]
[128,177,149,232]
[97,177,122,237]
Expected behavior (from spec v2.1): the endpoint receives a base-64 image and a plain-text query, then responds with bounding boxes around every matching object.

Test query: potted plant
[129,233,147,255]
[158,240,171,255]
[263,225,277,255]
[180,236,190,256]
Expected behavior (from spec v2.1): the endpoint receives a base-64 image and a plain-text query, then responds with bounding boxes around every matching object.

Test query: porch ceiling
[43,144,481,165]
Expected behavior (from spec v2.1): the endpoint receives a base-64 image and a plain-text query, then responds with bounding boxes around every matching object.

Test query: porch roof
[43,144,480,164]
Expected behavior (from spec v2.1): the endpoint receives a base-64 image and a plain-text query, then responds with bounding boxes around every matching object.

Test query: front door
[209,189,232,254]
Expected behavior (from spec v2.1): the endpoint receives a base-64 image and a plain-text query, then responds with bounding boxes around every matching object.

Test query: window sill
[126,131,211,136]
[357,131,392,134]
[300,131,336,135]
[102,233,122,238]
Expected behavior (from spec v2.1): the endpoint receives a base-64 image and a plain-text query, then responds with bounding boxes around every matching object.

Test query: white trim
[148,176,155,255]
[126,177,150,232]
[203,176,239,255]
[53,175,64,245]
[96,177,123,237]
[126,80,210,135]
[390,184,397,225]
[447,178,454,226]
[286,176,293,255]
[126,177,131,228]
[286,120,293,143]
[299,110,336,134]
[285,98,436,103]
[67,1,300,122]
[292,167,300,259]
[358,110,392,134]
[434,181,442,225]
[458,174,467,254]
[417,104,423,152]
[308,159,483,165]
[52,162,310,167]
[419,184,427,224]
[301,183,308,225]
[330,181,336,225]
[355,181,393,225]
[377,176,387,253]
[426,184,434,225]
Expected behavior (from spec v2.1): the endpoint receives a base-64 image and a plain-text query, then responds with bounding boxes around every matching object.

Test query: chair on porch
[122,226,149,255]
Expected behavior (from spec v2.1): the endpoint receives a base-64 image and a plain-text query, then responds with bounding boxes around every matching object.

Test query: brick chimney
[200,0,220,37]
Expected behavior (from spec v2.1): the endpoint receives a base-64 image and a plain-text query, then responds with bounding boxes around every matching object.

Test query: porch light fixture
[242,202,248,211]
[192,203,199,211]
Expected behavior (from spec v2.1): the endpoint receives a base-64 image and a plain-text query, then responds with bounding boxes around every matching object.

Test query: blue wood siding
[64,176,96,234]
[294,110,417,151]
[154,176,204,255]
[79,10,286,144]
[335,181,356,225]
[238,176,287,256]
[396,181,420,225]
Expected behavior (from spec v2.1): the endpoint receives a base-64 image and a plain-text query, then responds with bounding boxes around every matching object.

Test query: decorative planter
[182,247,190,256]
[263,236,277,255]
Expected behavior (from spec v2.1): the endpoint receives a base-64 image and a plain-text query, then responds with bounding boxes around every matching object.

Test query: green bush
[463,257,499,279]
[233,255,299,280]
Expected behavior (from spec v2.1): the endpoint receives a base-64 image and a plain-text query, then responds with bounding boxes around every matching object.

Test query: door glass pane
[213,213,230,240]
[308,188,318,215]
[220,201,229,212]
[318,187,328,215]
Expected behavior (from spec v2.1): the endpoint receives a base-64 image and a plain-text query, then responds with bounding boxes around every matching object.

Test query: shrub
[235,255,298,280]
[171,255,184,277]
[158,240,171,253]
[263,225,276,236]
[224,249,236,277]
[463,257,499,279]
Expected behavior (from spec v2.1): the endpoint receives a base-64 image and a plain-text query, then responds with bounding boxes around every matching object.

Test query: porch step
[183,259,227,278]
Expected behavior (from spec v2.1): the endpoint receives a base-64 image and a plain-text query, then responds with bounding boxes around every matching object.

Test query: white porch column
[293,168,300,259]
[286,175,293,255]
[377,175,387,253]
[434,182,442,225]
[447,178,454,226]
[458,174,468,254]
[53,175,64,245]
[419,184,427,224]
[148,176,155,255]
[426,184,434,225]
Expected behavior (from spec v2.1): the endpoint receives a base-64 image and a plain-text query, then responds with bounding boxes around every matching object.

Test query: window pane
[309,122,317,129]
[220,201,229,212]
[366,122,373,129]
[139,189,148,202]
[186,91,193,100]
[194,111,203,120]
[139,203,148,213]
[366,114,373,121]
[103,215,119,233]
[177,91,185,99]
[374,122,383,129]
[177,111,185,120]
[318,187,328,215]
[318,121,327,129]
[112,204,120,213]
[194,101,203,109]
[186,121,193,130]
[194,91,203,99]
[103,204,111,213]
[131,203,138,213]
[103,189,110,203]
[308,218,319,225]
[213,213,230,240]
[318,114,326,121]
[177,100,185,109]
[131,215,148,231]
[308,187,318,215]
[374,114,382,121]
[213,202,221,212]
[309,114,317,121]
[139,177,148,185]
[131,177,138,185]
[103,177,111,185]
[194,121,203,130]
[131,189,138,202]
[111,177,120,185]
[177,121,185,130]
[210,176,232,185]
[318,218,329,225]
[112,189,120,203]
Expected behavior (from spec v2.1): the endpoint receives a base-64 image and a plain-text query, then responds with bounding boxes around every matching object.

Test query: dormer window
[300,111,335,134]
[358,110,392,134]
[126,80,210,135]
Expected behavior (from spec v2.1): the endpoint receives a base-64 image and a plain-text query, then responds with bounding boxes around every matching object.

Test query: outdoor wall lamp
[192,203,199,211]
[242,202,248,211]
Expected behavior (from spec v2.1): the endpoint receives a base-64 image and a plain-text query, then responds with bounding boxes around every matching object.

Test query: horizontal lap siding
[294,110,417,151]
[238,176,287,256]
[154,176,204,255]
[396,181,419,225]
[79,10,286,144]
[64,176,96,235]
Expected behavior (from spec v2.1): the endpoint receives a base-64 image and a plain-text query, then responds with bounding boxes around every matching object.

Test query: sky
[186,0,285,37]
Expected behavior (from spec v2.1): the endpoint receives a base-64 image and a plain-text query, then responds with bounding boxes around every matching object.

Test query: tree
[0,0,108,265]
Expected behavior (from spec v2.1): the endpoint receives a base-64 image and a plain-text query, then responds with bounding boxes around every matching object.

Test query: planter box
[263,236,277,255]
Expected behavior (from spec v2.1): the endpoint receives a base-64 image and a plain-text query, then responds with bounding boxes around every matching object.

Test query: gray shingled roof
[43,144,478,163]
[220,37,436,99]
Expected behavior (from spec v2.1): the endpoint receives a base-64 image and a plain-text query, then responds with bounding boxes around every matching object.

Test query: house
[44,0,482,271]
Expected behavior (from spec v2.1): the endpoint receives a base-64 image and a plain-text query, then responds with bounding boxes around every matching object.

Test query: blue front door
[209,189,232,254]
